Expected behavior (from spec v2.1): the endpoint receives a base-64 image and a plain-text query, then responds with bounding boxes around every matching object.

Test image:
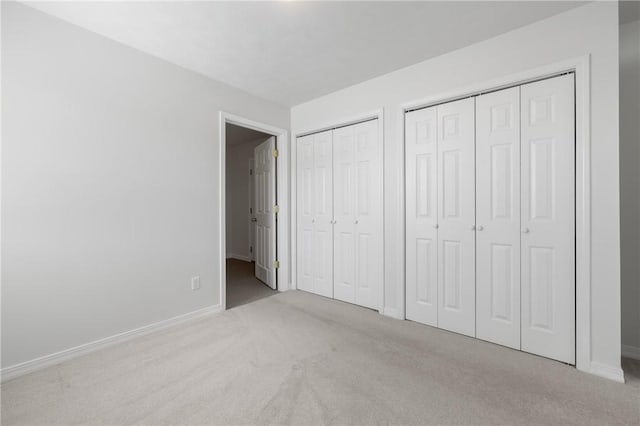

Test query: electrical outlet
[191,276,201,291]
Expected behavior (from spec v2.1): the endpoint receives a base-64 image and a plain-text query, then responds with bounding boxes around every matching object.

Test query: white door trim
[291,108,385,312]
[397,56,594,375]
[219,112,290,311]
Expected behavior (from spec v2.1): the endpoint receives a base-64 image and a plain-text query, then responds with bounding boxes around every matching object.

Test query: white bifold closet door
[405,106,438,326]
[333,120,382,309]
[405,99,476,336]
[296,130,334,298]
[520,74,575,364]
[437,98,476,337]
[475,87,521,349]
[406,74,575,364]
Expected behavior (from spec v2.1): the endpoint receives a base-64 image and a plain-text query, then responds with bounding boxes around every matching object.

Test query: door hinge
[273,149,279,158]
[274,260,280,269]
[273,205,279,213]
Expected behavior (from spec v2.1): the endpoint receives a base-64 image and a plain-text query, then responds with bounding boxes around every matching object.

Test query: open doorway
[224,122,277,308]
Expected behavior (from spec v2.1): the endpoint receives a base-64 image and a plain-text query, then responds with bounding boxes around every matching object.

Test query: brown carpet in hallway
[226,258,276,309]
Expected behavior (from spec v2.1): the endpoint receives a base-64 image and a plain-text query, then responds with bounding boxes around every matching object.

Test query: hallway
[226,259,276,309]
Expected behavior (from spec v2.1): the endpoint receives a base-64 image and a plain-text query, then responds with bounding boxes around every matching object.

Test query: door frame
[291,108,385,312]
[397,55,595,376]
[219,112,290,311]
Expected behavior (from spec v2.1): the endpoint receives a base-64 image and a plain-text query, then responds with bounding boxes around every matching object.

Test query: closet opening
[404,72,577,365]
[294,112,384,312]
[219,113,290,311]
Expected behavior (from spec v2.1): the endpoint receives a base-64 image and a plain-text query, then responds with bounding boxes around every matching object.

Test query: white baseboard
[589,361,625,383]
[622,344,640,361]
[227,253,251,262]
[382,307,404,320]
[0,304,222,383]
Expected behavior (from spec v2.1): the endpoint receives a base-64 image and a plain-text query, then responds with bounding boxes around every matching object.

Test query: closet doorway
[295,113,384,311]
[405,73,576,364]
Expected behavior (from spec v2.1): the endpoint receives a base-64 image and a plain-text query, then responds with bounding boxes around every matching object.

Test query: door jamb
[396,55,593,375]
[219,112,290,311]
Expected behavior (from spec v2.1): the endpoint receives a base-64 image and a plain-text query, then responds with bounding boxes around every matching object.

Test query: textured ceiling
[25,1,584,107]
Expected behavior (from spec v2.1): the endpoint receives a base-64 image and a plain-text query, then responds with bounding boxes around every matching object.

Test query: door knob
[251,218,257,222]
[477,225,484,231]
[522,228,530,234]
[354,220,359,224]
[469,225,476,231]
[312,218,315,223]
[433,224,439,229]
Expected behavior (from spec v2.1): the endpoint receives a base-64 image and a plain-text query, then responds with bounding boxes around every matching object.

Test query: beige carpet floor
[1,290,639,425]
[226,259,276,309]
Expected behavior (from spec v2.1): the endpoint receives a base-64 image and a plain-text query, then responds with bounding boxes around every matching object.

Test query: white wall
[620,19,640,356]
[225,137,269,261]
[291,2,621,375]
[1,3,289,368]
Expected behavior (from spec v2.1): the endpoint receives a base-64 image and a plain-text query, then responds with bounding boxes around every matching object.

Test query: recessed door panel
[476,87,521,349]
[406,106,438,326]
[415,238,436,306]
[521,74,575,364]
[437,98,475,337]
[442,240,462,310]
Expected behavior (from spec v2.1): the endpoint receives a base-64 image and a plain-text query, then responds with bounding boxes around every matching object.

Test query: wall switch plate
[191,276,201,291]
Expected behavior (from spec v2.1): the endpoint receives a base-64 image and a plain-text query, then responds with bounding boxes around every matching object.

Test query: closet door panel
[405,107,438,326]
[476,87,521,349]
[333,126,356,304]
[521,74,575,364]
[353,120,381,309]
[437,98,476,337]
[313,130,335,298]
[296,135,315,293]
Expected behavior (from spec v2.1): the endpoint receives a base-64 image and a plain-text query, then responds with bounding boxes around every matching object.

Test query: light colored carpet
[226,259,276,309]
[1,290,639,425]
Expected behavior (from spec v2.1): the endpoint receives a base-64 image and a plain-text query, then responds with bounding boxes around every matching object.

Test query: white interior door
[312,131,334,298]
[254,136,276,289]
[520,74,575,364]
[249,158,256,262]
[296,130,334,298]
[333,125,357,304]
[475,87,521,349]
[352,120,382,309]
[405,106,438,326]
[333,120,381,309]
[296,134,315,293]
[437,98,476,337]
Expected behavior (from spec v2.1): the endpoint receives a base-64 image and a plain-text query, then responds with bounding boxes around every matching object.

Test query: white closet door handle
[354,219,359,224]
[433,224,439,229]
[477,225,484,231]
[312,218,315,223]
[522,228,530,234]
[469,225,476,231]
